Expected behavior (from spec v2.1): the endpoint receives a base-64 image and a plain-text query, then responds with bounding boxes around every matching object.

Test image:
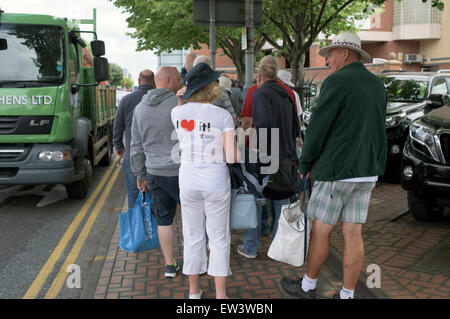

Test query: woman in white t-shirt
[171,63,238,299]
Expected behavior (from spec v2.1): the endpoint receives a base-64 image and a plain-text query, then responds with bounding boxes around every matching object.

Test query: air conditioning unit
[404,54,423,64]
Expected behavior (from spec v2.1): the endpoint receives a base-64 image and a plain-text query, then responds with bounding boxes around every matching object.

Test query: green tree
[110,0,268,87]
[261,0,444,89]
[122,77,134,90]
[108,62,123,86]
[111,0,444,89]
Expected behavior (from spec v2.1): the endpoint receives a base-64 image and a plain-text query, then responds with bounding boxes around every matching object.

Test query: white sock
[340,287,354,299]
[301,274,318,292]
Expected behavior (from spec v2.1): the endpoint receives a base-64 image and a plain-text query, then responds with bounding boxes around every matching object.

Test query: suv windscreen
[0,23,65,86]
[382,76,428,102]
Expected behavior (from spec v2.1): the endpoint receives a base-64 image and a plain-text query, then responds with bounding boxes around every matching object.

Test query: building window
[393,0,441,26]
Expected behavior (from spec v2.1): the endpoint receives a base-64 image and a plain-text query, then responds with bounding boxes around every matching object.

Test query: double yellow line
[23,159,121,299]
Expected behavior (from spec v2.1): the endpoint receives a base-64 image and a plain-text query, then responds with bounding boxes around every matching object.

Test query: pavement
[91,182,450,300]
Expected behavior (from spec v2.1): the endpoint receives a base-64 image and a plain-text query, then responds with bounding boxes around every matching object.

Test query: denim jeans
[243,197,290,256]
[261,204,270,235]
[122,159,139,209]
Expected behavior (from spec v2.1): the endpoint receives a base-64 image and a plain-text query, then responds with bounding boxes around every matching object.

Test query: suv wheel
[407,192,444,222]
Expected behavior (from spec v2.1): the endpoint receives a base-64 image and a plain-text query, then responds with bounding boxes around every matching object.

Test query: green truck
[0,10,115,199]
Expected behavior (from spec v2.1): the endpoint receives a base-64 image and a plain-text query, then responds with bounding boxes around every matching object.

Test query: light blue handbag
[229,189,258,230]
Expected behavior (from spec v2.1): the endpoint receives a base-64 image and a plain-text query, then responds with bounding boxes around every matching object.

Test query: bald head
[184,52,198,72]
[138,69,155,86]
[155,66,182,92]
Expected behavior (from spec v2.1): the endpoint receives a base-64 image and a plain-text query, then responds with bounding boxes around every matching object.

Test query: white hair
[193,55,213,68]
[259,55,279,73]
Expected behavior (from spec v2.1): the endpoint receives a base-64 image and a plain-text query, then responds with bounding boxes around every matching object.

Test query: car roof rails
[437,69,450,74]
[379,69,409,73]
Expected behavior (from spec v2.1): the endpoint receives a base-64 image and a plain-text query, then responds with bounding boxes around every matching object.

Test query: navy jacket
[113,84,155,160]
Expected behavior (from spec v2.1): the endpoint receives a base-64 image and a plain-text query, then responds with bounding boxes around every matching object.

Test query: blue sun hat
[181,62,223,100]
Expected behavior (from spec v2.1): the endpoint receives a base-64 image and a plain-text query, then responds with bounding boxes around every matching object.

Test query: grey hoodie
[130,88,180,180]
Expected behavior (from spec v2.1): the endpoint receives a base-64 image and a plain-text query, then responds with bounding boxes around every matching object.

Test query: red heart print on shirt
[180,119,195,132]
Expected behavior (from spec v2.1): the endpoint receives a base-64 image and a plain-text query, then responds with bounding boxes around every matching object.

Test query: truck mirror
[69,31,86,48]
[91,40,105,57]
[94,57,109,82]
[427,94,448,108]
[0,38,7,50]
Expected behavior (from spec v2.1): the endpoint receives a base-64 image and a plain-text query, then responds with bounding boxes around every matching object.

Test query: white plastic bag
[267,199,311,267]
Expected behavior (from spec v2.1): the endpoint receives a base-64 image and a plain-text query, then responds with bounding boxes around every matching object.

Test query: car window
[382,76,428,102]
[446,77,450,94]
[430,77,449,95]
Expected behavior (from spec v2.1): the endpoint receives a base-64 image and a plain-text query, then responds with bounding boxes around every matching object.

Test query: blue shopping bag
[118,191,160,253]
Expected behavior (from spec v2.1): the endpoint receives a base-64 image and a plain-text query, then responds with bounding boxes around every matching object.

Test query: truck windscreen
[0,23,64,85]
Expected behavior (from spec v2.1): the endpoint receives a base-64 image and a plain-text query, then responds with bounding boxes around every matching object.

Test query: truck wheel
[65,159,93,199]
[99,128,113,167]
[407,192,444,222]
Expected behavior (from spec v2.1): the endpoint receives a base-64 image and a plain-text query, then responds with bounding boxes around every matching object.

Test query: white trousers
[180,188,232,277]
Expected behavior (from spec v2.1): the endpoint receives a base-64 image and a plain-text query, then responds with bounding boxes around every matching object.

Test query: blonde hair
[188,81,223,103]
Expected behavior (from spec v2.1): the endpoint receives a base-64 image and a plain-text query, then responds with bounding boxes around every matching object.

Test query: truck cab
[0,12,114,198]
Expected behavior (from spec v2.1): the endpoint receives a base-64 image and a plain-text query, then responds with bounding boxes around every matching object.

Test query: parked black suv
[401,101,450,221]
[302,70,450,181]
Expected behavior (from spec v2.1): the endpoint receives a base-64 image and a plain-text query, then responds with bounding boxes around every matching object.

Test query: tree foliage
[261,0,443,87]
[112,0,444,88]
[122,77,134,90]
[110,0,268,86]
[108,62,123,87]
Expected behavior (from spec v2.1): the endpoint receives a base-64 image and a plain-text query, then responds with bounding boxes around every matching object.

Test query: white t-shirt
[171,102,235,192]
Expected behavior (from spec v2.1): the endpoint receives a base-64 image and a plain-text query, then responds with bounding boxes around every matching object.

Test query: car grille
[0,116,19,134]
[0,144,31,162]
[440,133,450,163]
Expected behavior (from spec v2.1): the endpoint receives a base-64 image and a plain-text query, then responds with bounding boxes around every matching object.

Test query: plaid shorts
[306,181,376,225]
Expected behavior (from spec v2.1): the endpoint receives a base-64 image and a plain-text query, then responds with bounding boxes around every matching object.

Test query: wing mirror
[427,94,449,108]
[0,38,7,50]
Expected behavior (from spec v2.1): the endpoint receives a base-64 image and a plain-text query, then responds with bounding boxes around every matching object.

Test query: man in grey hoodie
[131,66,182,278]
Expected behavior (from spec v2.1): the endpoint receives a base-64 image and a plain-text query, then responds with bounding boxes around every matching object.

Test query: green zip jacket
[299,62,387,181]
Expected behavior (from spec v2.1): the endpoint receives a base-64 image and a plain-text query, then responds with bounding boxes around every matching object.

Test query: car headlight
[409,122,442,162]
[386,113,406,128]
[38,150,70,162]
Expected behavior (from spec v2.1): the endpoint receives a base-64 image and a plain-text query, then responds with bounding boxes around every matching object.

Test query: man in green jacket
[281,32,387,299]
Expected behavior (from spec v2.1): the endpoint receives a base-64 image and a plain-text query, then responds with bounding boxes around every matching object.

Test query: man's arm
[113,97,126,156]
[299,77,341,175]
[130,109,148,190]
[240,85,257,130]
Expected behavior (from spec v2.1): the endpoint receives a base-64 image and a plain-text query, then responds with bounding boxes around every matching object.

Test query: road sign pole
[244,0,254,95]
[209,0,216,69]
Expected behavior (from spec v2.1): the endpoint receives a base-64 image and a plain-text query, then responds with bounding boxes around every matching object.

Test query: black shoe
[165,260,180,278]
[280,277,316,299]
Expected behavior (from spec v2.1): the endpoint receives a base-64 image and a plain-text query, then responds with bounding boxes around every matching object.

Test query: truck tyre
[65,159,93,199]
[98,127,113,167]
[407,192,444,222]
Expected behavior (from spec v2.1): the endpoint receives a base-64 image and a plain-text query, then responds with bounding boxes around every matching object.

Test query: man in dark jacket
[281,32,387,300]
[237,64,300,259]
[113,69,155,208]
